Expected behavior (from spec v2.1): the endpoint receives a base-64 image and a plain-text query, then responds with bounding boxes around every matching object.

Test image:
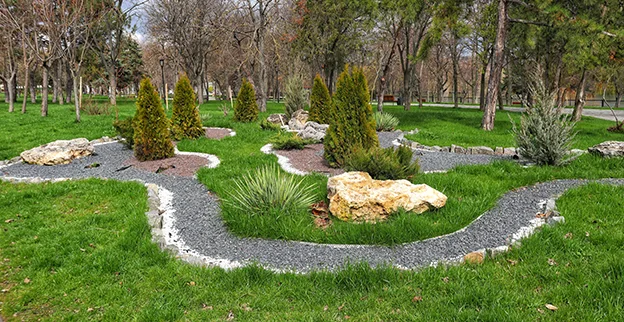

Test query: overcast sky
[122,0,147,43]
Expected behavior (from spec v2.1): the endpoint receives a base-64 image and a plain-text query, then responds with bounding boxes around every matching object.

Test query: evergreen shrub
[171,75,204,140]
[133,78,174,161]
[284,75,307,118]
[324,66,378,167]
[234,79,259,122]
[344,146,419,180]
[309,74,331,123]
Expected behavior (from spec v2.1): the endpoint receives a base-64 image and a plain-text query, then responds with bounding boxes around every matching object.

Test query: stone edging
[0,174,573,272]
[260,143,308,176]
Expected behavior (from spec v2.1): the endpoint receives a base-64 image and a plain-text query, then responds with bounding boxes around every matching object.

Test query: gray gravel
[377,131,512,172]
[2,142,622,273]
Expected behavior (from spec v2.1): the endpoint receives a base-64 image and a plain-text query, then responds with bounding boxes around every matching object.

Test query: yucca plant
[374,112,400,131]
[344,146,419,180]
[226,164,316,216]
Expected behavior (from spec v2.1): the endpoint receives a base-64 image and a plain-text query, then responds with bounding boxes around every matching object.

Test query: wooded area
[1,0,623,129]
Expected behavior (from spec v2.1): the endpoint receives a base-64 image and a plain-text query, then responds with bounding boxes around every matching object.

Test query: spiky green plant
[324,66,378,167]
[133,78,174,161]
[344,146,419,180]
[234,79,259,122]
[512,74,577,166]
[270,132,312,150]
[309,74,331,123]
[374,112,400,131]
[225,164,316,216]
[171,75,204,140]
[284,75,307,119]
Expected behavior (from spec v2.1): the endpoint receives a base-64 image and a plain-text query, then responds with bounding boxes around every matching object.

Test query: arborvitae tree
[324,66,378,167]
[284,75,307,118]
[171,75,204,140]
[309,74,331,123]
[133,78,174,161]
[234,78,259,122]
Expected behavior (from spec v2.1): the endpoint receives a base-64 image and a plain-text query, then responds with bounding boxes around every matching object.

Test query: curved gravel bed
[2,142,623,273]
[378,131,513,172]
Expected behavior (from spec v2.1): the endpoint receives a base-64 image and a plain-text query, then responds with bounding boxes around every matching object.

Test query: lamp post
[159,58,165,104]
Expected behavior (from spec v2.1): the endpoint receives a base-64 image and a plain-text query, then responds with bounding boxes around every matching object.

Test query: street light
[159,58,165,104]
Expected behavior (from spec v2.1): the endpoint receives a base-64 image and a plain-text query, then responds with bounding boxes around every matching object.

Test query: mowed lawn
[1,98,624,320]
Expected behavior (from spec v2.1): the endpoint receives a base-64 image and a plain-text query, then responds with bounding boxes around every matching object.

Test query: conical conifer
[133,78,174,161]
[309,74,331,124]
[234,79,259,122]
[171,75,204,140]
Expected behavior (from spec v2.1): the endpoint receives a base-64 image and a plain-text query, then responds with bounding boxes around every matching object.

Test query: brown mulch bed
[205,127,232,140]
[274,144,344,176]
[123,154,209,177]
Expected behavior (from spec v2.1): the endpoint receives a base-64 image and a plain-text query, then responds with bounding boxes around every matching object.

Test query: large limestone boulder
[20,138,94,165]
[297,121,329,142]
[327,172,447,222]
[267,113,287,125]
[588,141,624,157]
[287,109,309,130]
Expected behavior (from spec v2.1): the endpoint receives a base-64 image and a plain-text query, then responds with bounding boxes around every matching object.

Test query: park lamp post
[159,58,166,104]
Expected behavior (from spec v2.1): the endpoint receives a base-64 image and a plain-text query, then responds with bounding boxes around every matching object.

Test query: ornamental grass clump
[374,112,400,131]
[133,78,174,161]
[324,66,378,167]
[512,76,576,166]
[284,75,307,119]
[270,132,311,150]
[234,79,258,122]
[171,75,204,140]
[309,74,331,124]
[226,164,316,216]
[344,146,419,180]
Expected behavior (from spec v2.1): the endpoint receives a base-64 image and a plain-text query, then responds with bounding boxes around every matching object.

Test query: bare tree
[147,0,224,104]
[0,3,19,112]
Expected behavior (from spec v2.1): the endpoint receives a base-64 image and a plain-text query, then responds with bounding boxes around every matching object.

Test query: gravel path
[2,142,623,273]
[377,131,512,172]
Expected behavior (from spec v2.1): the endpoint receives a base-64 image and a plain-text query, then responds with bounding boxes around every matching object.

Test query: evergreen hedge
[133,78,174,161]
[171,75,204,140]
[234,79,259,122]
[309,74,331,124]
[324,66,378,167]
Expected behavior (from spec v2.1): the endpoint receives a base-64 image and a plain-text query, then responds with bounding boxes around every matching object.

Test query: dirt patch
[123,154,209,177]
[205,127,233,140]
[274,144,344,176]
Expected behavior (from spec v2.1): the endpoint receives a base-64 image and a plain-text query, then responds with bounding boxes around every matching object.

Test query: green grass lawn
[392,105,623,149]
[1,98,624,319]
[1,179,623,320]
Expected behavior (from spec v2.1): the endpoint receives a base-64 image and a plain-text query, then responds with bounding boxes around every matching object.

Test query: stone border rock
[260,143,308,176]
[2,142,622,274]
[394,131,518,157]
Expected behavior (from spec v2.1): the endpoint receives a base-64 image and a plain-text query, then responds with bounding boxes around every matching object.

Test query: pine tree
[234,79,259,122]
[133,78,174,161]
[309,74,331,123]
[171,75,204,140]
[284,75,307,118]
[324,66,378,167]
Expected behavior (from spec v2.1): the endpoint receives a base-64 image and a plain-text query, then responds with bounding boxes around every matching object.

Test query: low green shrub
[374,112,399,131]
[225,164,316,216]
[112,118,135,148]
[270,132,312,150]
[344,146,419,180]
[81,96,111,115]
[260,119,281,131]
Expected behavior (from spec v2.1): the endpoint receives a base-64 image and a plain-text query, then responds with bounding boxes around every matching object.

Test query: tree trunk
[3,79,8,103]
[65,64,72,103]
[196,74,204,104]
[615,91,621,109]
[7,75,15,112]
[57,61,64,105]
[497,85,504,110]
[52,61,59,104]
[376,77,386,112]
[73,75,81,122]
[403,68,411,111]
[109,70,117,106]
[41,64,49,117]
[572,69,586,122]
[481,0,508,130]
[479,70,486,110]
[22,63,29,113]
[29,71,36,103]
[452,42,459,108]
